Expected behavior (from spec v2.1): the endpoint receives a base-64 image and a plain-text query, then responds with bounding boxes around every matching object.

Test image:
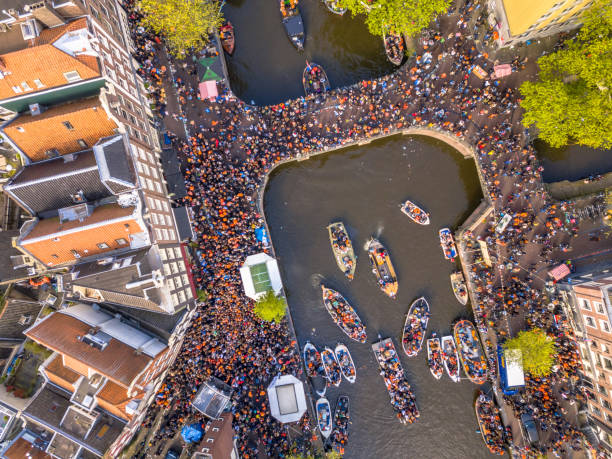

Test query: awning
[549,264,571,281]
[472,65,488,79]
[199,81,218,101]
[493,64,512,78]
[267,374,307,424]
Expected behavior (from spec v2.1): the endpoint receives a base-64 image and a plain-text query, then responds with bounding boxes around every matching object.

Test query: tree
[503,329,557,378]
[196,289,208,303]
[138,0,224,57]
[336,0,451,39]
[519,0,612,148]
[254,290,287,323]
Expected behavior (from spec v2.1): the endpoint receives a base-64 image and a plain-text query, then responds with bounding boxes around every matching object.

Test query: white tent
[267,375,307,424]
[239,252,282,300]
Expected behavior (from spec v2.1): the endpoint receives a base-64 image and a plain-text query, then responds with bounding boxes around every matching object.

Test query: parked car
[520,412,539,444]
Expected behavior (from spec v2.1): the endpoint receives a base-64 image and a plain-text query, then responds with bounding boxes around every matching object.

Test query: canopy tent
[192,377,232,419]
[549,264,571,281]
[239,252,283,300]
[199,81,218,101]
[181,423,204,443]
[267,374,307,424]
[493,64,512,79]
[198,56,223,82]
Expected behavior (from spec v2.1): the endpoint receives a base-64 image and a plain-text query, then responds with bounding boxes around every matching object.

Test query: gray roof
[96,303,185,341]
[0,230,32,284]
[23,384,125,457]
[159,145,187,199]
[0,285,43,340]
[172,207,194,241]
[93,135,137,195]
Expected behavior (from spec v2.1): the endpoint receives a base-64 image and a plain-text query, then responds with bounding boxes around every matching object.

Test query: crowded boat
[450,271,469,305]
[322,346,343,387]
[366,237,398,298]
[454,320,487,384]
[400,199,430,225]
[327,221,357,280]
[439,227,458,261]
[321,285,367,343]
[303,341,325,378]
[303,61,331,96]
[475,392,507,455]
[402,297,430,357]
[427,334,444,380]
[441,335,461,383]
[383,28,404,66]
[219,22,235,55]
[331,395,350,455]
[317,397,333,438]
[372,338,420,424]
[335,343,356,383]
[280,0,305,49]
[324,0,347,15]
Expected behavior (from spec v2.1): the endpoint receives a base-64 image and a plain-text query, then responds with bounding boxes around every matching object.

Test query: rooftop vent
[58,203,92,223]
[82,331,112,351]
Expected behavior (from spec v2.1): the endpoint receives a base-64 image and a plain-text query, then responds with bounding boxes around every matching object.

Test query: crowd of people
[119,0,598,455]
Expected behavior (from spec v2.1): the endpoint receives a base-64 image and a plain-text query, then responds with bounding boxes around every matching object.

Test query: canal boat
[280,0,305,50]
[322,346,342,387]
[426,334,444,380]
[365,237,398,298]
[383,29,404,66]
[331,395,349,455]
[402,297,429,357]
[321,285,367,343]
[303,61,331,96]
[372,338,420,424]
[324,0,347,15]
[439,227,457,261]
[400,199,430,225]
[219,22,235,55]
[303,341,325,378]
[316,397,333,438]
[475,392,506,455]
[453,320,487,385]
[327,221,356,280]
[450,271,469,305]
[441,335,460,382]
[334,343,356,383]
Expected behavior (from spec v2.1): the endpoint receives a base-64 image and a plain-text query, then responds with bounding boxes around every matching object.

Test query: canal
[264,135,497,458]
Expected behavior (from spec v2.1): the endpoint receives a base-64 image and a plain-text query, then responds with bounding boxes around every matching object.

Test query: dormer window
[71,249,81,259]
[21,20,39,40]
[63,71,82,83]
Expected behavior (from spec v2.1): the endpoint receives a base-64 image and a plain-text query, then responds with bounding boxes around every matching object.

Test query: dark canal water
[222,0,394,105]
[264,135,498,458]
[535,140,612,183]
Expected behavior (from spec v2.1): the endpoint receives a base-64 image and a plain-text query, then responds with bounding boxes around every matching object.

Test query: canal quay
[263,135,496,458]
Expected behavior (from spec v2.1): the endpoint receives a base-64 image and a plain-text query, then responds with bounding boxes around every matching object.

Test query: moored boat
[303,341,325,378]
[316,397,333,438]
[322,347,342,387]
[324,0,347,14]
[439,227,457,261]
[400,199,430,225]
[454,320,487,384]
[219,22,235,55]
[475,392,506,455]
[441,335,460,382]
[280,0,305,49]
[321,285,367,343]
[331,395,349,455]
[402,297,429,357]
[303,61,330,96]
[372,338,420,424]
[427,334,444,380]
[327,221,356,279]
[383,29,404,66]
[366,237,398,298]
[450,271,469,305]
[334,343,356,383]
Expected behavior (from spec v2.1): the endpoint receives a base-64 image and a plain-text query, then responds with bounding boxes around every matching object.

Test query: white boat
[322,347,342,387]
[402,297,429,357]
[441,335,460,382]
[450,271,468,305]
[334,343,356,383]
[400,200,430,225]
[316,397,333,438]
[427,335,444,380]
[439,228,457,261]
[303,341,324,378]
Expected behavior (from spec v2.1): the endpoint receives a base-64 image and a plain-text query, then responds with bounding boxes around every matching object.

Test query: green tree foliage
[254,290,287,323]
[519,0,612,148]
[138,0,224,56]
[503,329,557,378]
[196,289,208,303]
[336,0,451,38]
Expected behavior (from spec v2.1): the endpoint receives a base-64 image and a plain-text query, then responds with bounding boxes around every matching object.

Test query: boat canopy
[498,346,525,394]
[267,374,307,423]
[283,15,304,36]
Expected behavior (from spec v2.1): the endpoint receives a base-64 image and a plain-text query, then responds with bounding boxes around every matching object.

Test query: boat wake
[310,273,325,289]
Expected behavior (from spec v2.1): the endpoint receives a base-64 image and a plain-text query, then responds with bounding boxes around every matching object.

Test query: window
[585,316,596,328]
[11,86,22,94]
[604,399,611,410]
[97,242,110,249]
[115,238,128,245]
[33,79,44,89]
[77,139,88,149]
[71,249,81,259]
[600,320,611,333]
[63,71,82,83]
[91,6,100,19]
[599,385,608,395]
[160,249,167,261]
[162,229,169,240]
[21,20,38,40]
[605,358,612,370]
[582,299,592,311]
[174,247,182,259]
[167,277,175,290]
[151,213,159,225]
[62,121,74,130]
[21,81,32,91]
[595,302,605,314]
[178,290,186,303]
[175,276,183,288]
